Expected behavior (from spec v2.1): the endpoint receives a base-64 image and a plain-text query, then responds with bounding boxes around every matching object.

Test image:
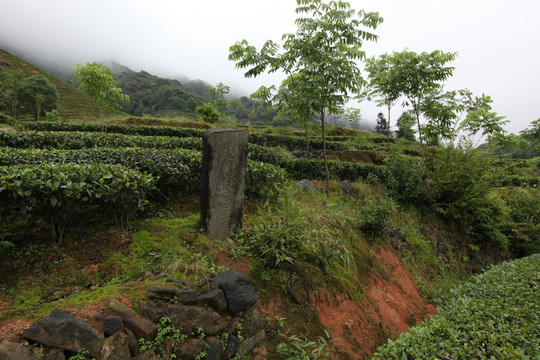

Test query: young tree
[389,50,457,144]
[208,82,230,115]
[72,62,129,117]
[375,112,389,136]
[364,54,401,147]
[17,75,59,120]
[229,0,383,192]
[396,110,416,141]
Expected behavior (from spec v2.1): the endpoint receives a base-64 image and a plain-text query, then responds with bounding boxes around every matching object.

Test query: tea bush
[0,147,285,198]
[0,131,203,150]
[0,163,156,242]
[372,254,540,359]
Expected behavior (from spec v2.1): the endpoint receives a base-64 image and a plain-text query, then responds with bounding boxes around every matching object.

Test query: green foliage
[498,187,540,256]
[116,69,204,117]
[0,146,284,199]
[242,187,307,268]
[17,74,59,120]
[356,198,395,239]
[277,330,337,360]
[230,0,383,191]
[396,111,416,141]
[0,163,156,242]
[195,103,220,123]
[385,154,432,206]
[45,109,60,122]
[72,62,129,115]
[139,316,187,360]
[0,130,203,150]
[0,111,16,126]
[427,147,508,248]
[372,254,540,359]
[382,50,458,144]
[23,120,205,137]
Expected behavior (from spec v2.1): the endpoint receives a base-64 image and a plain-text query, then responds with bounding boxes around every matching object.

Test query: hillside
[0,49,110,120]
[115,69,206,118]
[1,115,538,359]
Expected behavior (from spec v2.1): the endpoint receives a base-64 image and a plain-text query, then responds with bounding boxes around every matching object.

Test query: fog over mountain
[1,0,539,133]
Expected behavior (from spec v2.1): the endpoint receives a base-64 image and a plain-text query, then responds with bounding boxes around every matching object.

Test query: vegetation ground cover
[372,254,540,359]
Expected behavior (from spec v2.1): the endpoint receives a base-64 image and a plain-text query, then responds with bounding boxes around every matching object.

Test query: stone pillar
[201,129,249,240]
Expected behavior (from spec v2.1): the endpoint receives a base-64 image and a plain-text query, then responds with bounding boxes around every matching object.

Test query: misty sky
[1,0,539,133]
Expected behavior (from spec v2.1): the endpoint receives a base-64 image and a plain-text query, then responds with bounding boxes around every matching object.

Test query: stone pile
[0,271,265,360]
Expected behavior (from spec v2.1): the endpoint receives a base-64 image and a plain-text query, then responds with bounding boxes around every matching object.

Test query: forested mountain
[115,69,206,117]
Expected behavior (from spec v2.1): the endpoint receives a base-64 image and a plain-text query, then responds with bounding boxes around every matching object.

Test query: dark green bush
[0,147,285,199]
[498,187,540,256]
[427,147,508,248]
[357,199,395,239]
[0,163,156,243]
[0,131,203,150]
[385,154,433,206]
[23,121,205,138]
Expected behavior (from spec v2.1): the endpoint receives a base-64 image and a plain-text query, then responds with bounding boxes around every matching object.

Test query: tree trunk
[415,107,423,144]
[387,105,391,150]
[321,109,330,195]
[304,122,310,154]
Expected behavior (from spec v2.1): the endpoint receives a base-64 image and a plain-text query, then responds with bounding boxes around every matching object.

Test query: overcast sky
[1,0,539,133]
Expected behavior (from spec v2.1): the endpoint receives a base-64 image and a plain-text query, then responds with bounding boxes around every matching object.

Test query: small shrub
[45,109,60,122]
[139,316,187,360]
[277,330,337,359]
[357,198,395,239]
[195,103,220,124]
[385,154,432,206]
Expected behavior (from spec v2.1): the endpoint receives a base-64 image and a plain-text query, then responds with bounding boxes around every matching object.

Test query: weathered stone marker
[201,128,249,240]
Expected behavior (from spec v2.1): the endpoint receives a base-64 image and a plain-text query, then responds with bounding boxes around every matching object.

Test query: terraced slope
[0,49,113,120]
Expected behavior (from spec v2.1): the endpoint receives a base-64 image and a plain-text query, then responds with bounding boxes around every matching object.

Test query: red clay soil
[312,245,437,359]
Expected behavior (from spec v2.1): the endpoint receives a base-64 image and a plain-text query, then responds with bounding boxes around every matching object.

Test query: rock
[205,336,222,360]
[139,301,223,335]
[94,314,124,337]
[178,289,199,305]
[107,300,157,340]
[340,180,355,196]
[242,309,264,338]
[210,271,258,314]
[201,128,249,240]
[134,350,157,360]
[45,348,65,360]
[297,179,315,190]
[0,341,40,360]
[125,329,139,357]
[22,309,103,358]
[237,330,266,358]
[201,289,228,314]
[147,287,179,302]
[100,331,131,360]
[223,335,240,359]
[174,338,206,360]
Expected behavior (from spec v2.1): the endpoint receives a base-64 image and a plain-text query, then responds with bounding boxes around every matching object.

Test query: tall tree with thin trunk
[388,50,457,144]
[364,54,401,148]
[229,0,383,192]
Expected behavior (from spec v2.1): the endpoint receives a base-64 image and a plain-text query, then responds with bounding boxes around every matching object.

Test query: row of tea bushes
[1,131,385,182]
[22,122,364,151]
[0,131,203,151]
[372,254,540,359]
[0,163,156,243]
[0,147,285,198]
